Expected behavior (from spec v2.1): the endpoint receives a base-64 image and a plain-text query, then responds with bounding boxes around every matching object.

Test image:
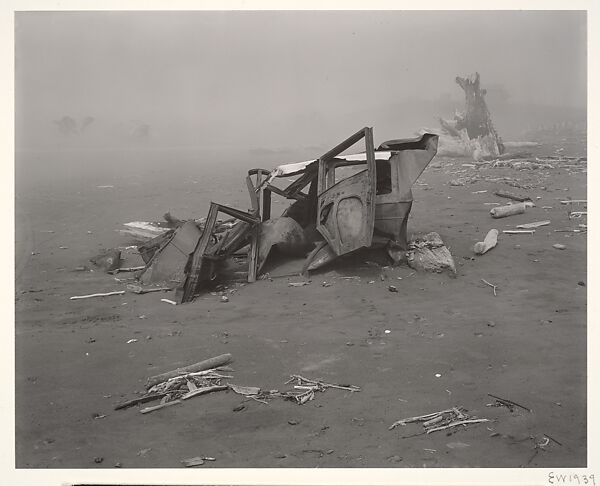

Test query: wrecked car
[132,127,439,303]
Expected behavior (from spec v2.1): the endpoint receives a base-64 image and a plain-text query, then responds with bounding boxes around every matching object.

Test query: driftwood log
[490,202,526,219]
[146,354,233,389]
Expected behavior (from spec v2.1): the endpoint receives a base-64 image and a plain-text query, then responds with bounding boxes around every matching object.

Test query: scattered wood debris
[146,354,233,388]
[117,355,359,414]
[491,159,554,170]
[389,406,489,434]
[135,373,231,414]
[229,384,261,396]
[280,374,361,405]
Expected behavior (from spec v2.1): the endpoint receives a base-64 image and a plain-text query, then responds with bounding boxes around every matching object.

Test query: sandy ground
[15,140,587,468]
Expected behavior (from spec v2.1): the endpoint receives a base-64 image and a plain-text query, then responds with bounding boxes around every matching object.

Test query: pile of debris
[389,407,489,435]
[114,354,360,414]
[281,374,361,405]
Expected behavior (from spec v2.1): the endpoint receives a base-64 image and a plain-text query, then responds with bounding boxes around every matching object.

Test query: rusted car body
[255,128,439,272]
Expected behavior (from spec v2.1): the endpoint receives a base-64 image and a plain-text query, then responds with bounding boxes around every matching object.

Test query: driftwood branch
[516,221,550,229]
[481,279,498,296]
[389,408,457,429]
[426,418,490,434]
[70,291,125,300]
[488,393,532,412]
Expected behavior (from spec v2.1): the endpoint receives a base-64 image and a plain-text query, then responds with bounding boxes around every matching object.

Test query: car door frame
[316,127,377,256]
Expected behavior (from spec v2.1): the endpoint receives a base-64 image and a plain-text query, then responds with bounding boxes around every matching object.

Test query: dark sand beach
[15,139,587,468]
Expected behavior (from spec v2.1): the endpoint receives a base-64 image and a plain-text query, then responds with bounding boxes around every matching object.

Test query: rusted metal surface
[139,221,202,286]
[316,127,377,256]
[374,133,438,248]
[256,217,309,273]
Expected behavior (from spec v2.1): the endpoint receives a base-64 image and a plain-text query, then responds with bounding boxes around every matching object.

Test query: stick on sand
[70,291,125,300]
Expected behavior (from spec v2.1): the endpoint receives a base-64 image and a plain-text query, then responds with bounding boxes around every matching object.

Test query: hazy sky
[15,10,586,148]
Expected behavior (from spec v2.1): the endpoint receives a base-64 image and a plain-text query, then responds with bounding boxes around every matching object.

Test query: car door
[316,127,377,256]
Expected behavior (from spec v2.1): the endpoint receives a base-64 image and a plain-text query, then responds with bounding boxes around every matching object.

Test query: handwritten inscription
[549,473,595,485]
